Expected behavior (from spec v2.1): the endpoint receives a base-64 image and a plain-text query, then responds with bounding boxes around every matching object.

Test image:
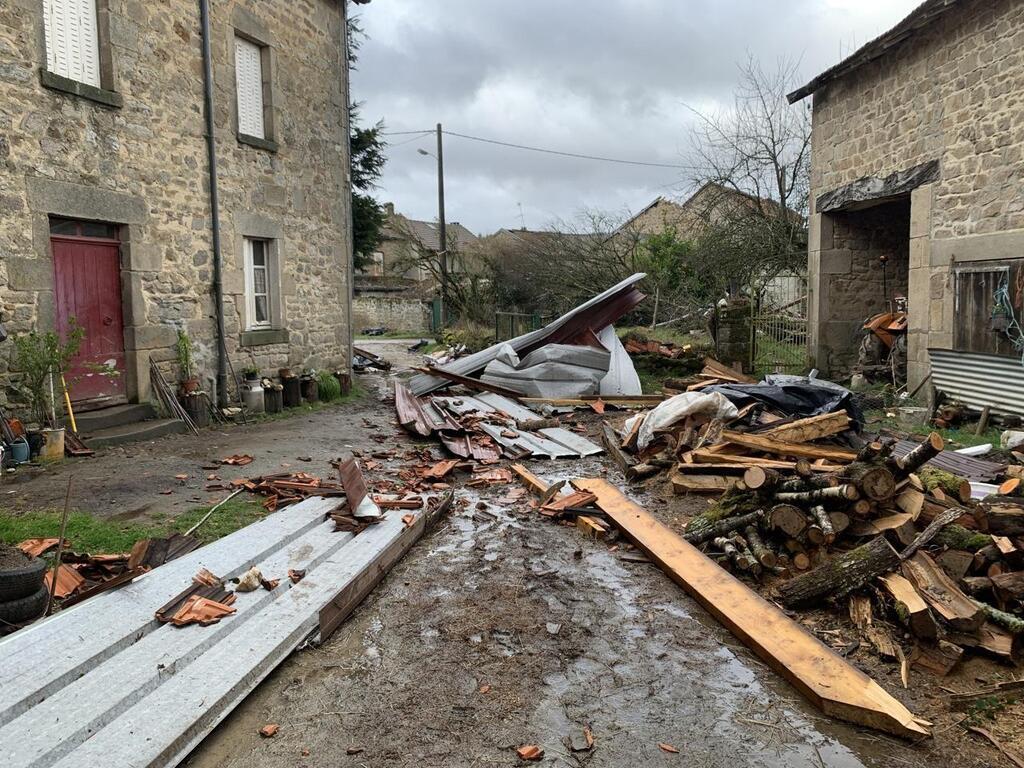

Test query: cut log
[878,572,938,640]
[980,498,1024,537]
[848,513,914,537]
[684,509,764,545]
[575,478,930,739]
[712,537,753,571]
[759,411,851,443]
[856,441,885,462]
[774,484,859,505]
[960,576,993,596]
[769,504,809,539]
[888,432,944,475]
[601,423,635,473]
[919,467,973,503]
[974,599,1024,634]
[899,507,965,560]
[991,571,1024,603]
[845,462,897,501]
[791,551,812,571]
[849,594,873,628]
[778,537,900,608]
[935,549,974,582]
[718,430,858,463]
[865,626,900,661]
[808,505,836,545]
[744,524,777,568]
[689,451,841,472]
[671,473,738,495]
[910,640,963,676]
[830,510,851,536]
[948,621,1020,660]
[901,552,984,632]
[794,458,813,477]
[777,474,841,493]
[848,498,873,517]
[742,466,781,491]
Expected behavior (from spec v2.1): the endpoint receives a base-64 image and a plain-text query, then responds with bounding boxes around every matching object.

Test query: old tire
[0,556,47,602]
[0,585,49,625]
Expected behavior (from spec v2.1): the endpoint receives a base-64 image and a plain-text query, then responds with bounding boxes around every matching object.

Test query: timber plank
[759,412,852,443]
[575,478,930,740]
[719,430,858,463]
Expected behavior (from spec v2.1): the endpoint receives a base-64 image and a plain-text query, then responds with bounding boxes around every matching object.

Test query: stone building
[0,0,357,419]
[792,0,1024,399]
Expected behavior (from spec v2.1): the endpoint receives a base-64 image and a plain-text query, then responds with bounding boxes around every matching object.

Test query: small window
[244,238,273,329]
[43,0,101,87]
[235,37,266,139]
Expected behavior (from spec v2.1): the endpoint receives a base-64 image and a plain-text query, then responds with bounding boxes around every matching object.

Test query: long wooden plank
[719,430,858,463]
[574,478,930,739]
[759,411,851,443]
[510,463,550,495]
[688,451,842,472]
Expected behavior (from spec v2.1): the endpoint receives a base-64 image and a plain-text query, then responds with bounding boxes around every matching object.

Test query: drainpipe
[199,0,228,407]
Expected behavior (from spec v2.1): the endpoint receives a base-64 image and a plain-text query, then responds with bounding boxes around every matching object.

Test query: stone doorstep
[82,418,187,448]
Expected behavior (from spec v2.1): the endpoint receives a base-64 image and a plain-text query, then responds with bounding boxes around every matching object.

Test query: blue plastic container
[9,437,30,463]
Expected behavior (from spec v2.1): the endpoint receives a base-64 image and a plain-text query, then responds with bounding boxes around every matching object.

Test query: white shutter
[234,38,265,139]
[43,0,101,87]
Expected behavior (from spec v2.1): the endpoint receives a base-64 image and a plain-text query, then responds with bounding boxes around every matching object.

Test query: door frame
[50,226,130,410]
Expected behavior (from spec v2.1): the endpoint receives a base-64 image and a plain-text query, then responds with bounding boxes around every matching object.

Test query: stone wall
[0,0,351,407]
[352,295,432,335]
[806,0,1024,383]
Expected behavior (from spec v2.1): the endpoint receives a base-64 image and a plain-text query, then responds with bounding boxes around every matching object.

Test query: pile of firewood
[678,427,1024,671]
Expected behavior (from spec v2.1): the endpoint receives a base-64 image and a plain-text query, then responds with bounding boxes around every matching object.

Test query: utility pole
[436,123,447,328]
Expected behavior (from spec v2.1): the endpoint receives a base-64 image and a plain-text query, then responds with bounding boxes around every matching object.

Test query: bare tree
[686,56,811,295]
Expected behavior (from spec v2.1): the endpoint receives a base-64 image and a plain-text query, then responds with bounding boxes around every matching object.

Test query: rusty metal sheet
[395,382,432,436]
[891,439,1005,483]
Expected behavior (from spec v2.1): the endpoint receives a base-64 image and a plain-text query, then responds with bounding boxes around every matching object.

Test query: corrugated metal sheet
[928,348,1024,416]
[409,273,646,395]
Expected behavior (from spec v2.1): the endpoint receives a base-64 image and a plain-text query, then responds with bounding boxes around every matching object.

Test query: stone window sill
[240,328,288,347]
[238,133,279,153]
[39,69,122,108]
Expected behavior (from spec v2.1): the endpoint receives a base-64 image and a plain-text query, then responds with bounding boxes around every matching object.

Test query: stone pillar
[715,298,752,373]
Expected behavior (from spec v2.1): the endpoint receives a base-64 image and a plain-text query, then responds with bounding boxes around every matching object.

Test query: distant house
[353,204,479,334]
[364,203,478,283]
[790,0,1024,402]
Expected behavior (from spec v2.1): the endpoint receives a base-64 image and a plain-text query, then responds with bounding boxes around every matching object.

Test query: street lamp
[418,124,447,328]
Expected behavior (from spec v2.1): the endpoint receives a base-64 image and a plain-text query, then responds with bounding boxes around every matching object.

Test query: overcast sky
[349,0,920,235]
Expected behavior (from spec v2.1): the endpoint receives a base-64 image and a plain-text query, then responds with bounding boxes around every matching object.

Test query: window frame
[232,30,277,151]
[243,237,275,331]
[38,0,121,107]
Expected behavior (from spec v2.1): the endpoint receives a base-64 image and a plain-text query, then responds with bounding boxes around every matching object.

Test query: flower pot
[264,386,284,414]
[299,377,318,403]
[179,376,201,396]
[282,376,301,408]
[39,427,65,462]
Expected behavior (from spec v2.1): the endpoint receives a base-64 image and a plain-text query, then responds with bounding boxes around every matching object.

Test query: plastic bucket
[39,428,64,461]
[9,437,30,463]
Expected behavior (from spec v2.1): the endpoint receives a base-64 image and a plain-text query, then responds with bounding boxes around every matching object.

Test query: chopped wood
[742,466,780,491]
[684,509,764,545]
[899,507,964,560]
[601,423,635,473]
[845,462,897,501]
[974,599,1024,634]
[575,478,929,739]
[576,515,608,539]
[689,451,842,472]
[744,524,776,568]
[670,473,737,494]
[759,411,851,443]
[936,549,974,582]
[849,594,873,628]
[718,430,859,463]
[948,622,1020,660]
[865,626,900,660]
[702,357,756,383]
[713,536,756,571]
[510,463,549,495]
[774,484,859,505]
[778,536,900,608]
[910,640,963,676]
[889,432,945,475]
[769,504,809,539]
[902,552,984,632]
[878,572,938,640]
[991,571,1024,602]
[848,513,915,537]
[776,473,840,493]
[808,505,836,545]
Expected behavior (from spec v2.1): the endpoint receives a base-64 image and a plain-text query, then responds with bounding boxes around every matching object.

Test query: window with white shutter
[43,0,102,88]
[235,37,266,139]
[244,238,274,329]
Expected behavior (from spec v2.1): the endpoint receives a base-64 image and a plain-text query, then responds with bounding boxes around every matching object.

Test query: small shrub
[316,370,341,401]
[437,323,494,354]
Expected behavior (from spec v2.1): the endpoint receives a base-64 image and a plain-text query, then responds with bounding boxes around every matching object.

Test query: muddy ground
[2,339,1020,767]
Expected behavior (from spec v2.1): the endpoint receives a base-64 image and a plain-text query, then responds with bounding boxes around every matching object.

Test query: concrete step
[75,403,157,433]
[83,418,187,448]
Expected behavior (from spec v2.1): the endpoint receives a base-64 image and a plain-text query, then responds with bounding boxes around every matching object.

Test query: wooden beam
[759,412,851,443]
[510,463,549,496]
[670,473,738,494]
[574,478,930,740]
[411,366,525,398]
[688,451,843,472]
[719,430,859,463]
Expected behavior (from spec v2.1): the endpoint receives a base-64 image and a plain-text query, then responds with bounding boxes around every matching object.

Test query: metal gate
[493,311,555,342]
[750,273,809,376]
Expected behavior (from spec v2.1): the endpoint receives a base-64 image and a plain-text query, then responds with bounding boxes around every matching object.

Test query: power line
[381,128,694,170]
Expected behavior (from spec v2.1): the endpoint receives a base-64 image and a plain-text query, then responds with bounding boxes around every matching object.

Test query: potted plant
[12,320,84,461]
[176,330,200,395]
[242,365,260,382]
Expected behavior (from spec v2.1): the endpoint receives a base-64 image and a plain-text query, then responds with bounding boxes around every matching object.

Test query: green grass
[865,408,1003,448]
[0,497,267,553]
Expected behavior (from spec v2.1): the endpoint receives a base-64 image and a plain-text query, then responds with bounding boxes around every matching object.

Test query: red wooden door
[52,235,127,405]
